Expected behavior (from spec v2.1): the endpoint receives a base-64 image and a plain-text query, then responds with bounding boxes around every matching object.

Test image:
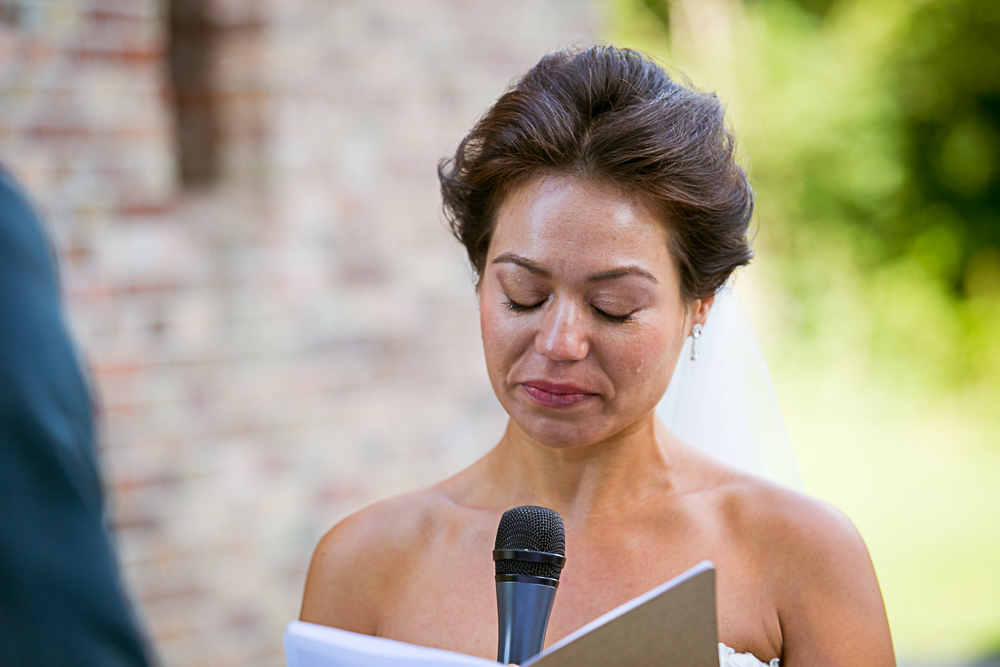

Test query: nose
[535,298,590,361]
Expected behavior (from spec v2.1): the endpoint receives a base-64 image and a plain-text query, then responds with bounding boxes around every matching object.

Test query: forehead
[490,174,673,274]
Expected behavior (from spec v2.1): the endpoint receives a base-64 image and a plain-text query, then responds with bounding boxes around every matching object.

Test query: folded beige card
[526,561,718,667]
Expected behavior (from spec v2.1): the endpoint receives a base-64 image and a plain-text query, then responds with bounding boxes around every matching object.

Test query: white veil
[656,282,802,489]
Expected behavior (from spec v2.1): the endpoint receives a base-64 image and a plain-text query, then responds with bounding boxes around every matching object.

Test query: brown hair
[438,45,754,300]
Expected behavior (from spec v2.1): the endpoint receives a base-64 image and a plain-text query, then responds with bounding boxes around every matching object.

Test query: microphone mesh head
[494,506,566,580]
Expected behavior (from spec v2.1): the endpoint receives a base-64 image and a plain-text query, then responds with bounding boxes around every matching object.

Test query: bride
[300,46,895,666]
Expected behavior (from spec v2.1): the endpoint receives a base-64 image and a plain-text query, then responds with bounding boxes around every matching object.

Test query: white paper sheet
[284,621,499,667]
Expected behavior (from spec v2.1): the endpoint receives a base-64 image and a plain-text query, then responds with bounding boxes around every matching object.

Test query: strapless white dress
[719,643,780,666]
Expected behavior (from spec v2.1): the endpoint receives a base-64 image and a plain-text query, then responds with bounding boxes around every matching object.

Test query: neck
[483,412,676,526]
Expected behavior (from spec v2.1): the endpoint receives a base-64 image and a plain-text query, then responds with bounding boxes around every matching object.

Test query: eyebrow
[491,253,658,284]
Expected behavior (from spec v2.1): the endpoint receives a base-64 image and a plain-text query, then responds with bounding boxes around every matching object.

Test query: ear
[688,295,715,335]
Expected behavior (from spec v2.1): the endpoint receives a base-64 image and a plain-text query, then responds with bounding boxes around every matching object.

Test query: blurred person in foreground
[301,46,896,666]
[0,167,153,666]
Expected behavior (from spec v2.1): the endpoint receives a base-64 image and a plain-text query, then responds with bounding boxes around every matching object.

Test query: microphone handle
[496,580,557,664]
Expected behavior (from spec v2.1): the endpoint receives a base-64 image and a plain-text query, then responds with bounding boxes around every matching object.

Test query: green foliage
[769,0,841,19]
[639,0,670,33]
[897,0,1000,291]
[608,0,1000,660]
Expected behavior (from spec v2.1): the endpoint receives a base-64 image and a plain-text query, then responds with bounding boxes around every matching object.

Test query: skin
[301,175,897,666]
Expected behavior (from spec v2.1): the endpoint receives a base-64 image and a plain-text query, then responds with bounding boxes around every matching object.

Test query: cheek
[600,321,681,398]
[480,299,534,380]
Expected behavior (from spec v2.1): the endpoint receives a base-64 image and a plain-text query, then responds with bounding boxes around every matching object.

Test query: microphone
[493,506,567,665]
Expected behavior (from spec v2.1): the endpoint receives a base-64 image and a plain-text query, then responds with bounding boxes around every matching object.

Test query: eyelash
[596,309,636,324]
[503,299,635,323]
[504,299,543,314]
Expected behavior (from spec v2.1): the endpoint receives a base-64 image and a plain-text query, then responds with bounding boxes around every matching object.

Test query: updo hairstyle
[438,45,754,301]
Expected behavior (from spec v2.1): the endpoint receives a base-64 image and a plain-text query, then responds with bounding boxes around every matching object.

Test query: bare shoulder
[715,473,867,570]
[299,486,453,633]
[710,472,873,598]
[712,472,895,665]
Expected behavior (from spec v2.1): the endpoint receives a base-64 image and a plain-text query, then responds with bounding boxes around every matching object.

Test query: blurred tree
[766,0,840,19]
[610,1,1000,660]
[895,0,1000,294]
[640,0,670,33]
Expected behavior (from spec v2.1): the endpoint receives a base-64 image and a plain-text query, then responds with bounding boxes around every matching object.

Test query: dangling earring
[690,323,703,361]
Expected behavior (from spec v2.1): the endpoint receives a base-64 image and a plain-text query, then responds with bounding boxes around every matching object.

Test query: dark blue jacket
[0,170,153,666]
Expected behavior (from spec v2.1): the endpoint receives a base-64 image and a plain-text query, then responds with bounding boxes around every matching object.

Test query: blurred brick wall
[0,1,600,665]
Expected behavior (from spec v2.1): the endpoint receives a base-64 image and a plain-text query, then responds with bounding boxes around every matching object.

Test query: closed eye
[592,305,636,323]
[504,298,545,313]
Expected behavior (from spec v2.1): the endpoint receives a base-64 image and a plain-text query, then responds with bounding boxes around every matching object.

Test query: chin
[513,412,616,450]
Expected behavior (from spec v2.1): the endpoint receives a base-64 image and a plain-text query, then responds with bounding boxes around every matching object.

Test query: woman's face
[480,174,700,449]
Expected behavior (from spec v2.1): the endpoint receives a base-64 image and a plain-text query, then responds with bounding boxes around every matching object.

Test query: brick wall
[0,1,601,665]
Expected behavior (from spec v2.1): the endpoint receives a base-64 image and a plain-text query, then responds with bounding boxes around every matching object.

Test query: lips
[520,380,597,408]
